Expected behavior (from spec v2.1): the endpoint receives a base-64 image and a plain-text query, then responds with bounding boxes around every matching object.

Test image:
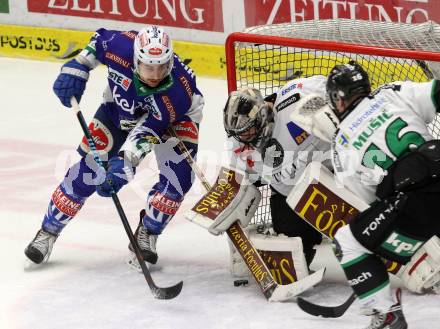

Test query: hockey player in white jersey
[221,76,331,267]
[324,61,440,329]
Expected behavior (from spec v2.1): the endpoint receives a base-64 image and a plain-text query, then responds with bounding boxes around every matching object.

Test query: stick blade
[152,280,184,300]
[297,292,356,318]
[268,267,326,302]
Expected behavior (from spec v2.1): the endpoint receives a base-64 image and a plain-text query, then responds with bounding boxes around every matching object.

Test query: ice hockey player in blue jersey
[24,26,204,266]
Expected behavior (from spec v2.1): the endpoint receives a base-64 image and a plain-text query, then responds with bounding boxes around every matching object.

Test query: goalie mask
[133,26,173,87]
[326,61,371,120]
[223,88,275,149]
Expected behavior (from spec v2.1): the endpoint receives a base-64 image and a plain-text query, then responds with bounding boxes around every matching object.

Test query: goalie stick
[167,127,325,301]
[72,97,183,300]
[297,292,356,318]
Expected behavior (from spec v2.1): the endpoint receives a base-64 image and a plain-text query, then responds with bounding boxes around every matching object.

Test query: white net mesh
[226,19,440,227]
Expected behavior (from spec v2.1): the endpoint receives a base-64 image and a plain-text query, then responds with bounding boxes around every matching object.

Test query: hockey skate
[127,210,158,272]
[364,289,408,329]
[24,228,58,264]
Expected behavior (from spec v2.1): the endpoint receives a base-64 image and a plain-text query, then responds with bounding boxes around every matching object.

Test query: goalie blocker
[186,167,325,301]
[287,162,440,294]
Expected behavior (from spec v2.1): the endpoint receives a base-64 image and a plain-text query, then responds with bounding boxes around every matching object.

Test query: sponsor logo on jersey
[80,119,113,153]
[287,121,309,145]
[108,67,132,91]
[162,95,176,122]
[338,133,350,148]
[275,93,300,112]
[348,97,387,132]
[352,111,393,150]
[122,31,137,40]
[281,82,303,96]
[381,232,423,257]
[112,86,135,114]
[179,76,193,98]
[173,121,198,143]
[105,52,130,68]
[348,272,372,286]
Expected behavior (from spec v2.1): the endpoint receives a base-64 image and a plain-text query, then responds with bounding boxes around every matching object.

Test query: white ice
[0,58,438,329]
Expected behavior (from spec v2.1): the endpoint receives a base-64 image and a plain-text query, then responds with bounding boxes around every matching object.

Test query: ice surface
[0,58,438,329]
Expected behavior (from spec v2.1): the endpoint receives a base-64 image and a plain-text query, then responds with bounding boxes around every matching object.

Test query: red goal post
[224,19,440,227]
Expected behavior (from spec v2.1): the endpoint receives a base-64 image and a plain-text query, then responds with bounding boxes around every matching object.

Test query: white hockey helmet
[133,26,174,80]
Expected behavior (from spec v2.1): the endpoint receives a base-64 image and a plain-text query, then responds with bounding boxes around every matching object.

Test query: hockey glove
[96,156,136,197]
[53,58,90,107]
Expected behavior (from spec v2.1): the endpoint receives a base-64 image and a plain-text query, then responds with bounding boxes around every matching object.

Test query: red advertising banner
[27,0,224,32]
[245,0,440,27]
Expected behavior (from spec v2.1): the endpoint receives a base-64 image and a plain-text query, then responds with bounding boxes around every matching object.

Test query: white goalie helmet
[223,88,275,148]
[133,26,174,80]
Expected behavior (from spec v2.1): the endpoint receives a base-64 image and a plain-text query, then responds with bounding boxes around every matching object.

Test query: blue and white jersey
[78,28,204,163]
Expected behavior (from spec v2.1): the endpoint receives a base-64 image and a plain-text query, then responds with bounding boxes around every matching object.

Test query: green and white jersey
[332,80,440,203]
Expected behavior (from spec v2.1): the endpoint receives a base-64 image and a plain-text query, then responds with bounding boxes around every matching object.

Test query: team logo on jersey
[108,67,132,91]
[287,121,309,145]
[281,82,303,96]
[275,93,300,112]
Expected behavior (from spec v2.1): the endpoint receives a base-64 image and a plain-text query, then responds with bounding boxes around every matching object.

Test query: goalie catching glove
[400,235,440,294]
[185,167,261,235]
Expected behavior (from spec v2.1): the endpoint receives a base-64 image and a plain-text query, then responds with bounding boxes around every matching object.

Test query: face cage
[229,122,266,148]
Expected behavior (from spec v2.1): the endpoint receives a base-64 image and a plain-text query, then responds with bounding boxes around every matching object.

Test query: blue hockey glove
[96,157,136,197]
[53,59,90,107]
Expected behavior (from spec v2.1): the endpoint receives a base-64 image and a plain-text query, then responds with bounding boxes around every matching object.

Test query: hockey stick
[71,97,183,299]
[167,127,325,301]
[297,292,356,318]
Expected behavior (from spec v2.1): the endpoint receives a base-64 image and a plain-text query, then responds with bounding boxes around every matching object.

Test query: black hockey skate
[364,289,408,329]
[24,228,58,264]
[128,209,158,265]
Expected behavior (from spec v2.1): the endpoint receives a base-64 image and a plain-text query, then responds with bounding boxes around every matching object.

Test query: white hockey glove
[400,235,440,294]
[185,168,261,235]
[289,93,339,143]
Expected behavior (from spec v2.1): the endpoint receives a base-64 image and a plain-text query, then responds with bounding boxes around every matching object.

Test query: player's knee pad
[142,182,183,235]
[400,235,440,294]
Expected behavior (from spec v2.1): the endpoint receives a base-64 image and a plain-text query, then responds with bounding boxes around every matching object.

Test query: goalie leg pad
[400,235,440,293]
[208,184,261,235]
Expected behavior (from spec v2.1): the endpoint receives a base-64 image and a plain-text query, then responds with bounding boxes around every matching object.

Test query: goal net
[225,19,440,228]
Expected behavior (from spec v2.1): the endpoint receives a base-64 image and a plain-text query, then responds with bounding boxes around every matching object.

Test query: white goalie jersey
[228,75,331,196]
[333,80,440,203]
